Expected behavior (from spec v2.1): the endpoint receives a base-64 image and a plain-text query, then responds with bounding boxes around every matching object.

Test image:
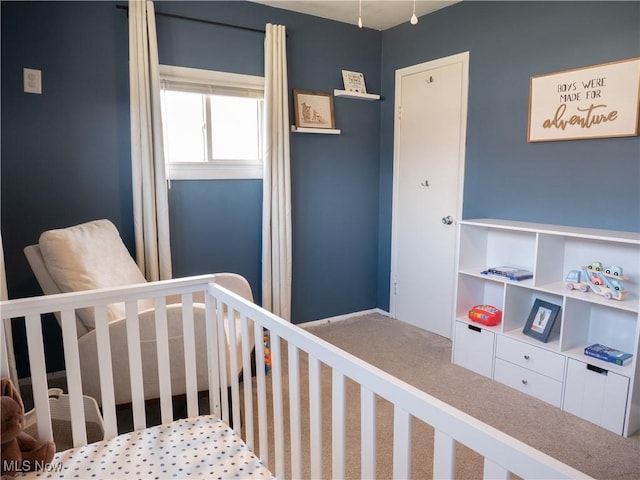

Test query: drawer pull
[521,379,528,385]
[587,364,608,375]
[523,355,530,360]
[467,324,482,333]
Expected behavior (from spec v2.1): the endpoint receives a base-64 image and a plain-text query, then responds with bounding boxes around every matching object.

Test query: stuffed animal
[1,378,55,478]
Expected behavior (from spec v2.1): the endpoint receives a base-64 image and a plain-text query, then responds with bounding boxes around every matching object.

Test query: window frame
[159,65,265,180]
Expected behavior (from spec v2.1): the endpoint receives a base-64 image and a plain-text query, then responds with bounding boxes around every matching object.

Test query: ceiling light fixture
[410,0,418,25]
[358,0,363,28]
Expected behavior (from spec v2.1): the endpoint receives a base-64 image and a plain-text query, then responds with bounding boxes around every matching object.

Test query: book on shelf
[584,344,633,366]
[480,266,533,281]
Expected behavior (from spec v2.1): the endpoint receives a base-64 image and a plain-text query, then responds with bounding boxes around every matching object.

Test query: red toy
[468,305,502,326]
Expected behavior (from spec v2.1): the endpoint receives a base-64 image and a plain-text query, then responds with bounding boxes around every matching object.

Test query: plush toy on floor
[1,377,55,478]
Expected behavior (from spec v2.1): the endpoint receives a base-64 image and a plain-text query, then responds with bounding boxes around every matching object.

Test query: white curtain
[129,0,172,281]
[262,24,292,321]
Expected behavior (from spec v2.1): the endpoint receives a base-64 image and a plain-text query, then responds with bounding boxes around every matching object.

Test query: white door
[390,52,469,338]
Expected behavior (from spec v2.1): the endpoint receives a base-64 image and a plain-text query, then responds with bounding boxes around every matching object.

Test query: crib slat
[60,309,87,447]
[270,333,285,477]
[361,387,377,479]
[392,406,412,480]
[309,355,322,479]
[125,300,146,431]
[287,344,302,479]
[205,295,222,418]
[240,313,254,448]
[153,298,173,424]
[181,294,198,418]
[227,306,241,430]
[433,429,455,479]
[332,370,346,479]
[216,299,231,424]
[24,313,53,443]
[484,458,509,480]
[254,323,269,465]
[94,305,117,439]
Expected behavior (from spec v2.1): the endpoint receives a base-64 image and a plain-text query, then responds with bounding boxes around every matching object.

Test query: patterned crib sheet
[18,416,273,479]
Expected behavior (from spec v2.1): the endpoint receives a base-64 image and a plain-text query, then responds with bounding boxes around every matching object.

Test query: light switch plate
[23,68,42,94]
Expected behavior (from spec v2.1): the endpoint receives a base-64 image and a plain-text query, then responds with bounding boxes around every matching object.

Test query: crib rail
[209,283,590,480]
[1,275,220,445]
[1,277,590,479]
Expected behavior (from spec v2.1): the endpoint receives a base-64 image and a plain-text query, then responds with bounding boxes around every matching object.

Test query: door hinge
[393,282,398,295]
[397,106,402,121]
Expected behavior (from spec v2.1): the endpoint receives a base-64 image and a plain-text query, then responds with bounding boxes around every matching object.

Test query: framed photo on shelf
[341,70,367,93]
[523,299,561,343]
[293,90,335,129]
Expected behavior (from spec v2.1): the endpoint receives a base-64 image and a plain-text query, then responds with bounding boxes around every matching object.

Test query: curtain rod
[116,4,266,34]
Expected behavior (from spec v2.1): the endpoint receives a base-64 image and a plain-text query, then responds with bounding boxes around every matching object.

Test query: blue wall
[2,1,638,376]
[376,1,640,308]
[1,1,381,375]
[1,1,132,375]
[152,1,382,322]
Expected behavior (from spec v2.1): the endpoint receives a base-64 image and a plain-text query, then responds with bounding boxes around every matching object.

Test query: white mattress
[19,416,273,479]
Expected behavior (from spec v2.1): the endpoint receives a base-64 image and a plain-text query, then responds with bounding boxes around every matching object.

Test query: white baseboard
[299,308,390,329]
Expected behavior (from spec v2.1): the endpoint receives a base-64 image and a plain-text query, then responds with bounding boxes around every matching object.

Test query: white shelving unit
[333,89,380,101]
[290,126,341,135]
[451,218,640,436]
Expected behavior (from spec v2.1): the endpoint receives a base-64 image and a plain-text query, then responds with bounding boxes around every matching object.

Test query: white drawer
[494,358,563,407]
[563,358,629,435]
[453,321,495,379]
[496,335,565,381]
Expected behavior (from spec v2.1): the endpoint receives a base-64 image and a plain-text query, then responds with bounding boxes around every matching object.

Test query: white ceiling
[253,0,459,31]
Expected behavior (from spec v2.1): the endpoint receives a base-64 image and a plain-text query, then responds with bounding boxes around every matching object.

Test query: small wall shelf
[333,89,380,101]
[291,126,341,135]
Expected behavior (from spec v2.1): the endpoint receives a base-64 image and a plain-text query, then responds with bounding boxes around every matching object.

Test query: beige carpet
[297,313,640,479]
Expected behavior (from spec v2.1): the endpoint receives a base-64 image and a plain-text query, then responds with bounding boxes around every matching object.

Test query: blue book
[584,344,633,366]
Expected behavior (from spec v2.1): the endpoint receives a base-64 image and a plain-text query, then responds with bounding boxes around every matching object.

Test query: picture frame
[523,299,561,343]
[341,70,367,93]
[293,90,335,129]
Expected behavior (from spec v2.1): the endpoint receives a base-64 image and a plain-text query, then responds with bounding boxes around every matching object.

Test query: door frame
[389,51,470,324]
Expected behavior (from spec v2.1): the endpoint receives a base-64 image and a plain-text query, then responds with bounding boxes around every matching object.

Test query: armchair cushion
[38,219,153,330]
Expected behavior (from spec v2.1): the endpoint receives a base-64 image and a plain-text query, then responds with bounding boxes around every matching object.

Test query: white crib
[1,275,590,479]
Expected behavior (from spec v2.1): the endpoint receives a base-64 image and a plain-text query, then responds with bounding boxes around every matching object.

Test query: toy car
[587,261,604,272]
[604,265,624,277]
[566,265,627,300]
[565,270,589,292]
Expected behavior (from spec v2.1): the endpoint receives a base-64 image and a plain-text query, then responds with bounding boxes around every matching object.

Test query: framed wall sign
[528,57,640,142]
[293,90,335,129]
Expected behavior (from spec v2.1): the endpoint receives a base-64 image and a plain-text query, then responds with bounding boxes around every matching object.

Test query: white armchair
[24,219,254,406]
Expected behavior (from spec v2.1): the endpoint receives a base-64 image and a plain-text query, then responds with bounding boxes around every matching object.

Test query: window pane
[210,96,261,161]
[162,91,206,163]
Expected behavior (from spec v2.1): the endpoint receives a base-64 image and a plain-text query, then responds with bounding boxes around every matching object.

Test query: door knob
[442,216,454,225]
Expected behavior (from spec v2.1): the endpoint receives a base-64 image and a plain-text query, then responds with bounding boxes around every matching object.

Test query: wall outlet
[23,68,42,94]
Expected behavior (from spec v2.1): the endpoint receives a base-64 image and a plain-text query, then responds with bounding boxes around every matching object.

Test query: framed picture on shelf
[522,299,560,343]
[341,70,367,93]
[293,90,335,129]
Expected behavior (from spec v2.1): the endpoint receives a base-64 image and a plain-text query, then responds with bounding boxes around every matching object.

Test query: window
[159,65,264,180]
